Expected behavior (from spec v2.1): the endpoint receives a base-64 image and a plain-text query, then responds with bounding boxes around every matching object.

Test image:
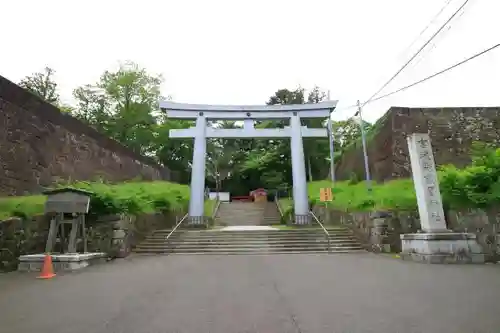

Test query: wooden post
[60,214,66,252]
[81,215,87,253]
[67,217,79,253]
[45,215,59,253]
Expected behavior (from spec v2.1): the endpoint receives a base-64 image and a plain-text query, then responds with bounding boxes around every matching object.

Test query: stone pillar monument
[400,133,485,263]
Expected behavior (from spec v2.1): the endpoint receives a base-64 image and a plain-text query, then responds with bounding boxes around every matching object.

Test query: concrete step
[216,215,264,217]
[154,228,352,235]
[145,235,356,242]
[150,236,355,242]
[137,246,359,253]
[147,234,355,241]
[216,212,263,214]
[215,218,263,221]
[162,234,355,240]
[134,246,364,254]
[134,224,364,255]
[216,217,263,220]
[136,243,361,250]
[214,202,281,227]
[147,232,352,238]
[139,239,359,247]
[134,250,366,255]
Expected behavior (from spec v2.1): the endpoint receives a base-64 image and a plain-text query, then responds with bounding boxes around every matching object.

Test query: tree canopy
[18,65,371,194]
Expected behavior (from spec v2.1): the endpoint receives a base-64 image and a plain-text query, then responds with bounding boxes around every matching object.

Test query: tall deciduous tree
[332,118,372,151]
[73,62,164,155]
[72,85,111,132]
[19,67,60,104]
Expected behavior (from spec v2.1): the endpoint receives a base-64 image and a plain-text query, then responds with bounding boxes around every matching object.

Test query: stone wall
[336,107,500,182]
[0,75,174,196]
[0,211,181,272]
[313,206,500,262]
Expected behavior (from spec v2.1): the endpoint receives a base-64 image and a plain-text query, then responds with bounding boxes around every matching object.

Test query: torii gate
[159,101,338,225]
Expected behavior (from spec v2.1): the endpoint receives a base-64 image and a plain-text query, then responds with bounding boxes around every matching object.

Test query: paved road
[1,253,500,333]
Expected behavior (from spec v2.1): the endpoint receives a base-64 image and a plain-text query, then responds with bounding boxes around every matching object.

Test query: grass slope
[280,179,417,213]
[0,181,214,221]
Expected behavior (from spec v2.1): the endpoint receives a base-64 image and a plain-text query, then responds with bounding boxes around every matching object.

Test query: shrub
[305,144,500,212]
[348,172,359,185]
[0,181,190,221]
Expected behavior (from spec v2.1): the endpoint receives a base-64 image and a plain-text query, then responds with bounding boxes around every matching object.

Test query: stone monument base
[400,232,485,264]
[18,252,107,272]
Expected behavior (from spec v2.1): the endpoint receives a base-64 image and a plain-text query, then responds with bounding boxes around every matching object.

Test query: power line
[342,42,499,118]
[362,0,472,107]
[332,0,466,115]
[397,0,455,61]
[367,43,500,104]
[404,0,473,76]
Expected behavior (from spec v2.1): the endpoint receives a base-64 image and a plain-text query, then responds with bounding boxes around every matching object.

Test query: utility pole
[327,90,335,184]
[356,100,372,191]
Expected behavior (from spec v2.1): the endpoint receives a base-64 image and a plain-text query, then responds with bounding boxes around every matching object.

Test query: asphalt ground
[1,252,500,333]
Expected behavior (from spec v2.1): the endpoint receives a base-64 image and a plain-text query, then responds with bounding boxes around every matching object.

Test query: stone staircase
[133,227,364,255]
[214,202,280,226]
[262,201,282,225]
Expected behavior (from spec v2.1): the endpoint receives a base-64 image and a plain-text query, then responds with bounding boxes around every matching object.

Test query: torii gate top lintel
[159,101,338,119]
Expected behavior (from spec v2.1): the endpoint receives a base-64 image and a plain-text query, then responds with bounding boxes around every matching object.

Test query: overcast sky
[0,0,498,123]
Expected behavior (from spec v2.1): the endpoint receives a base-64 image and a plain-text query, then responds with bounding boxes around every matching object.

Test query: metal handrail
[211,199,221,220]
[275,195,284,218]
[309,210,331,252]
[165,213,189,243]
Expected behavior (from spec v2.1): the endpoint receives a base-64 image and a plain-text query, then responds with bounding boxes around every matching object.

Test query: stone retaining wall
[313,206,500,262]
[335,107,500,182]
[0,75,176,196]
[0,211,182,272]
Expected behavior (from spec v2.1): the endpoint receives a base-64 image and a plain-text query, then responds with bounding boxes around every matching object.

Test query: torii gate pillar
[160,101,337,226]
[289,113,309,224]
[189,114,207,224]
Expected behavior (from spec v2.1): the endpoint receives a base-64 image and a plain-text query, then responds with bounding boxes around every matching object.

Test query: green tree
[332,118,372,151]
[72,85,111,132]
[153,112,194,183]
[73,62,163,155]
[227,87,310,191]
[267,87,305,105]
[303,86,330,180]
[58,104,74,114]
[440,144,500,209]
[221,86,336,192]
[19,67,59,104]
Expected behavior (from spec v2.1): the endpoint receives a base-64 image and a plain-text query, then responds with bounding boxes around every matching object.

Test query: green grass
[308,179,417,211]
[278,198,293,212]
[0,195,46,221]
[0,181,226,221]
[277,179,417,214]
[0,180,191,221]
[204,199,217,216]
[0,178,420,221]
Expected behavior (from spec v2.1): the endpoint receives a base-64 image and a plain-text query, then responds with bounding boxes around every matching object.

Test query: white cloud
[1,0,498,123]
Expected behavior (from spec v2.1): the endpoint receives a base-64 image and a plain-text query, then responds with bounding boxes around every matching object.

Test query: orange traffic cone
[37,254,56,279]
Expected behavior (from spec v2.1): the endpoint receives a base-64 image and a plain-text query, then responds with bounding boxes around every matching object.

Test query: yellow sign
[320,188,333,202]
